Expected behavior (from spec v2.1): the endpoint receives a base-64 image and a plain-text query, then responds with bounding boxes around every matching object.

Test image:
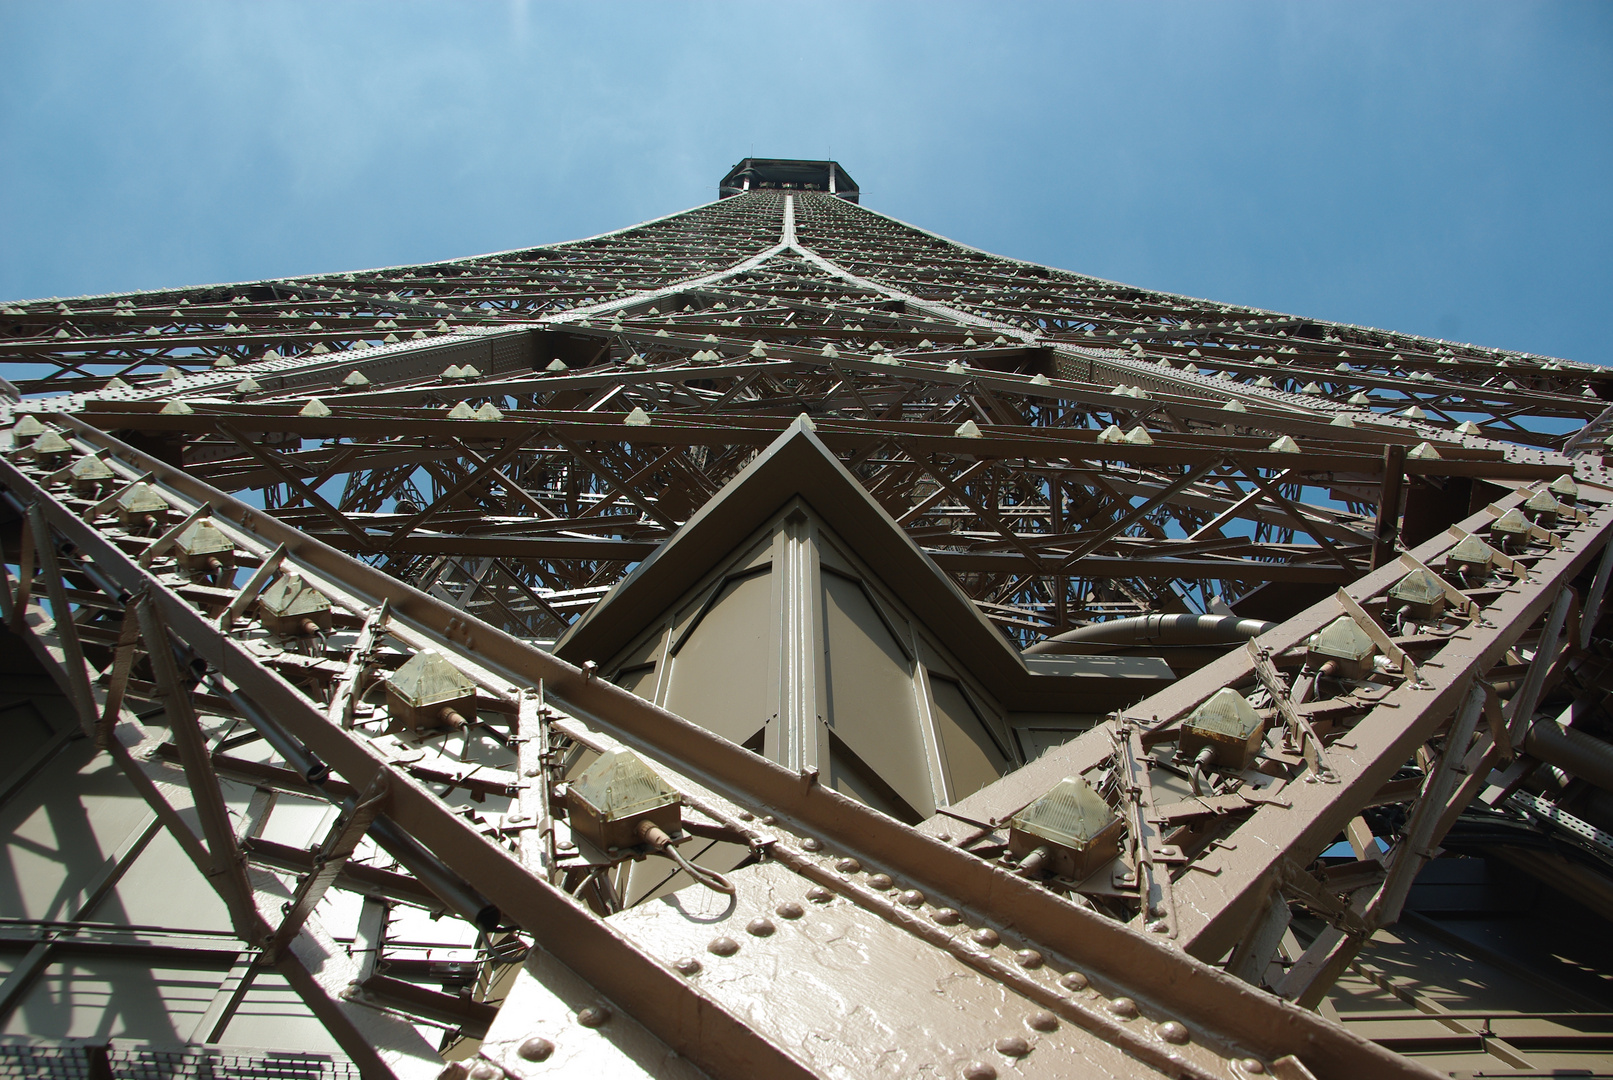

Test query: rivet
[835,857,861,874]
[1059,971,1089,992]
[1027,1011,1058,1032]
[737,810,754,821]
[801,837,823,852]
[1147,919,1170,934]
[707,936,739,956]
[932,907,961,925]
[1014,949,1044,969]
[673,956,703,975]
[970,928,1000,947]
[994,1035,1031,1058]
[1240,1060,1266,1074]
[467,1064,500,1080]
[776,901,804,920]
[937,832,953,843]
[1108,996,1139,1018]
[961,1062,997,1080]
[746,917,775,937]
[866,873,894,890]
[760,814,777,825]
[1156,1021,1189,1044]
[897,889,924,907]
[576,1006,610,1028]
[517,1037,554,1062]
[806,886,833,903]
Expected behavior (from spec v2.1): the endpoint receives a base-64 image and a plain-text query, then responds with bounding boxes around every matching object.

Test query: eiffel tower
[2,158,1611,1079]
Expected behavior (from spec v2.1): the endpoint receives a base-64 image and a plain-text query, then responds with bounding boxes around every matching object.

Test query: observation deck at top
[719,157,859,202]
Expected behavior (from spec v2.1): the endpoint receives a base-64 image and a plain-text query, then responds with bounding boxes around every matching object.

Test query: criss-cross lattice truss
[4,171,1613,1080]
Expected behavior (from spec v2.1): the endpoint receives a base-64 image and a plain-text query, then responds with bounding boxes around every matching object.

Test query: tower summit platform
[719,157,858,202]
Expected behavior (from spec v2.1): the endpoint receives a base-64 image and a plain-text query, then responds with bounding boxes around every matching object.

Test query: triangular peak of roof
[557,419,1172,713]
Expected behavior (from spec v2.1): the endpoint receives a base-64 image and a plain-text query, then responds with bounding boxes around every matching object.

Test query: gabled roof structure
[559,417,1173,709]
[3,161,1613,1079]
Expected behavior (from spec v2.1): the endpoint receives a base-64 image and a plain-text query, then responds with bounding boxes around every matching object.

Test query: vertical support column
[1580,538,1613,648]
[10,510,35,631]
[1051,476,1067,632]
[27,504,97,727]
[97,596,145,748]
[135,596,264,942]
[1372,444,1406,570]
[1506,587,1576,746]
[778,510,822,779]
[1369,681,1488,926]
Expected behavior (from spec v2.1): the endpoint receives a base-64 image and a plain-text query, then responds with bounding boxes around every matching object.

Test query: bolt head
[897,889,925,908]
[994,1035,1031,1058]
[1027,1011,1058,1032]
[1059,971,1089,992]
[1014,949,1044,969]
[467,1063,500,1080]
[970,928,1000,948]
[1108,996,1139,1018]
[866,873,894,890]
[517,1037,555,1062]
[932,907,961,926]
[1240,1060,1266,1074]
[961,1063,997,1080]
[746,917,776,937]
[835,857,861,874]
[707,936,739,957]
[806,886,833,904]
[760,814,777,825]
[801,837,823,852]
[1156,1021,1189,1045]
[673,956,702,975]
[775,901,805,920]
[576,1006,610,1028]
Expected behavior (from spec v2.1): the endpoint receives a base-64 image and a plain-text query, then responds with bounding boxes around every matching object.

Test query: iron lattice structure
[3,161,1613,1079]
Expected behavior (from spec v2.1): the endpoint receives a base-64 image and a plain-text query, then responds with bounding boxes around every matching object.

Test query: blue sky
[2,1,1609,364]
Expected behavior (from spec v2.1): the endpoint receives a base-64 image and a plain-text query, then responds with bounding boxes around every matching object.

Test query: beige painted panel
[3,960,217,1041]
[664,570,774,746]
[0,744,153,923]
[619,838,750,908]
[81,825,231,933]
[928,676,1008,804]
[820,573,932,819]
[615,664,659,701]
[218,970,345,1053]
[1013,724,1098,764]
[823,734,921,823]
[4,699,56,761]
